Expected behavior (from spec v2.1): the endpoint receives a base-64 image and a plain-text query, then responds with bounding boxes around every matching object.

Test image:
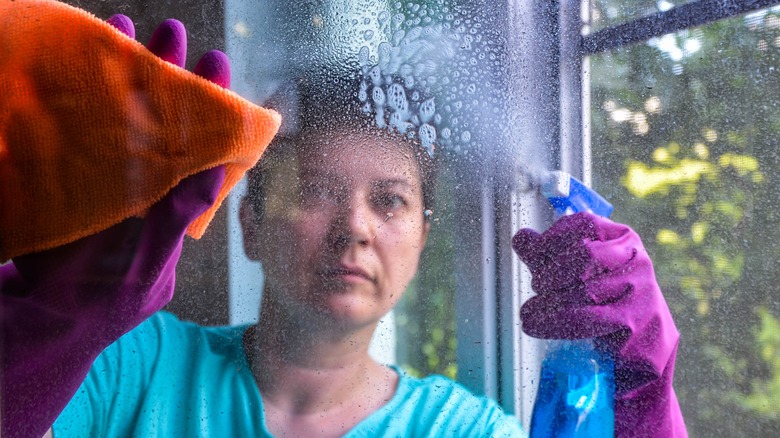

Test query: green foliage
[591,6,780,436]
[396,166,458,380]
[713,307,780,420]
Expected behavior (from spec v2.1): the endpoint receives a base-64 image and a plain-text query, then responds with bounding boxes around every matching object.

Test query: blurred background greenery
[589,2,780,435]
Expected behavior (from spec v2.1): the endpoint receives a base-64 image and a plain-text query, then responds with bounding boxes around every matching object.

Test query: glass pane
[5,0,513,430]
[591,6,780,435]
[47,0,509,382]
[223,0,509,383]
[589,0,697,32]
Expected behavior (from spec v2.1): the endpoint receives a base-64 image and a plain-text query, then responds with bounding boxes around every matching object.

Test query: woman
[2,15,685,438]
[49,74,522,437]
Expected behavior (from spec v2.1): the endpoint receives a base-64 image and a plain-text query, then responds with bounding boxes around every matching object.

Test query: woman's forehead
[298,133,421,182]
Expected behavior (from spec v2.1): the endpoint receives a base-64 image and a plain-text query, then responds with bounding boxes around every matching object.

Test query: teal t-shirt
[54,312,524,437]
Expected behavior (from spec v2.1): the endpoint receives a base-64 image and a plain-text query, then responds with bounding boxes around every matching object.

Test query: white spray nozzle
[540,170,571,199]
[518,167,614,218]
[518,167,570,197]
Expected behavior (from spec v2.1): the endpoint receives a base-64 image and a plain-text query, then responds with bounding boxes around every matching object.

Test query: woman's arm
[1,16,229,438]
[1,166,225,438]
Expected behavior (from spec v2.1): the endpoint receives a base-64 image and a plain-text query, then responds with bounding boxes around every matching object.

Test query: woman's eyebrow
[299,168,340,183]
[373,178,414,190]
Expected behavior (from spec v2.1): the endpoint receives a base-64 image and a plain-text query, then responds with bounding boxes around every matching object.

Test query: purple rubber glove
[513,212,687,437]
[1,16,230,438]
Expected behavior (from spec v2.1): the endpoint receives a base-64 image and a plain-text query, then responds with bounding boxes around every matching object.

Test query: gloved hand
[1,16,230,438]
[513,212,687,437]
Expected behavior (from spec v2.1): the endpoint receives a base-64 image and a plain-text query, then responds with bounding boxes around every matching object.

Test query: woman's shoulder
[349,367,525,437]
[54,312,260,436]
[97,312,252,387]
[116,311,248,354]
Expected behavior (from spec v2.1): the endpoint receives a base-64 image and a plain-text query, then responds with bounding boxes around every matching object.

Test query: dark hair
[246,75,438,221]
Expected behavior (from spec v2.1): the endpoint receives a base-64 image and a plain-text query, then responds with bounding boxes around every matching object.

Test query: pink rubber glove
[1,16,230,438]
[513,212,687,437]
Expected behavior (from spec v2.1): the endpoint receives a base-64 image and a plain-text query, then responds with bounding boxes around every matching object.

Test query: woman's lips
[319,264,374,283]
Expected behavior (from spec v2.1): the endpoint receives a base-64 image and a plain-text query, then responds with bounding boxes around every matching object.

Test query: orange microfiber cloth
[0,0,282,261]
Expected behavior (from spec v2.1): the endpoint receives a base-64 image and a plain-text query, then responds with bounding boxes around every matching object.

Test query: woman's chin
[278,281,391,331]
[311,293,386,330]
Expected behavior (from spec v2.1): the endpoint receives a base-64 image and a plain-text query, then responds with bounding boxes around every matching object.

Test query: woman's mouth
[319,264,374,283]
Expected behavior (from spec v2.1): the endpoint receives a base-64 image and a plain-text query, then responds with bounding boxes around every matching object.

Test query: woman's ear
[239,198,261,260]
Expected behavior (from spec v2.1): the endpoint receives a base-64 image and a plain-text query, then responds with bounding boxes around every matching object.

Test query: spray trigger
[541,171,613,218]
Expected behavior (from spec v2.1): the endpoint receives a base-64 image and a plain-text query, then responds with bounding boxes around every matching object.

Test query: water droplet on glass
[419,123,436,155]
[358,46,370,66]
[392,13,405,29]
[378,41,392,60]
[387,83,409,112]
[419,98,436,123]
[392,29,406,46]
[375,108,386,128]
[369,66,382,85]
[372,87,386,105]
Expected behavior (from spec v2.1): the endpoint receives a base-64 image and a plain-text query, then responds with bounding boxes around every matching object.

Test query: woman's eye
[374,193,407,210]
[300,184,338,206]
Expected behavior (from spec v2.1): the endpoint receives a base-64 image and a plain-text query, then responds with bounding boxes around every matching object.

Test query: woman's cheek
[393,216,426,248]
[294,214,331,249]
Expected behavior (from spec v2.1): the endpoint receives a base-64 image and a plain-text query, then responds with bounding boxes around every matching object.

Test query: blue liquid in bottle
[530,340,615,437]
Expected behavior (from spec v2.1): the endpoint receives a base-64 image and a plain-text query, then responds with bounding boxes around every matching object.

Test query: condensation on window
[590,5,780,436]
[115,0,513,383]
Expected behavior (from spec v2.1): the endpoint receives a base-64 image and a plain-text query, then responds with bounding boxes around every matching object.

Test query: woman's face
[244,131,430,331]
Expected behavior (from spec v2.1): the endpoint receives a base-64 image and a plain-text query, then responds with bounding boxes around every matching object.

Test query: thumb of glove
[512,227,544,271]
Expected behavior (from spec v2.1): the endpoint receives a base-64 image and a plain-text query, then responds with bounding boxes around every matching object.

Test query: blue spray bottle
[528,171,615,438]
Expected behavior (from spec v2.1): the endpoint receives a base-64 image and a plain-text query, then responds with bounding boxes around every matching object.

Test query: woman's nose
[329,198,376,249]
